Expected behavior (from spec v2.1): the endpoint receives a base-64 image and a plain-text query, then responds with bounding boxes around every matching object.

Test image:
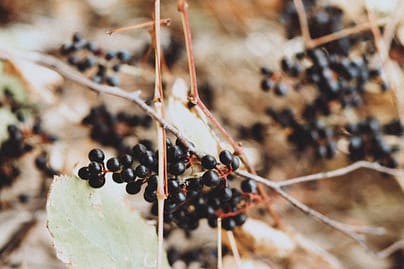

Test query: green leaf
[46,175,170,269]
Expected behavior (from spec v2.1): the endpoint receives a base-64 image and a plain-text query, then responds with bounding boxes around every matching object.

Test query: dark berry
[78,167,90,180]
[88,148,105,163]
[121,168,135,182]
[241,179,256,193]
[140,151,156,168]
[222,217,236,230]
[135,165,149,178]
[208,217,218,228]
[117,50,131,62]
[168,179,180,192]
[220,187,232,202]
[88,175,105,188]
[106,76,119,86]
[169,162,186,176]
[126,180,143,195]
[132,143,147,160]
[112,172,123,183]
[88,161,103,174]
[234,213,247,226]
[201,170,220,187]
[106,157,120,172]
[274,83,288,96]
[229,156,240,170]
[144,187,157,202]
[172,191,186,203]
[219,150,233,166]
[147,175,158,190]
[167,146,184,162]
[105,50,116,60]
[201,155,217,169]
[120,154,133,167]
[260,79,273,92]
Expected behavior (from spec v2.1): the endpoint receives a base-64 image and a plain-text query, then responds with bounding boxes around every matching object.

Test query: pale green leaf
[46,175,170,269]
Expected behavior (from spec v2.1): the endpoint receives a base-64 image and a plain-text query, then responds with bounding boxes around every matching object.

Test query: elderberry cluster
[250,2,403,167]
[281,0,372,54]
[78,141,259,232]
[0,87,58,189]
[82,104,153,154]
[60,33,133,87]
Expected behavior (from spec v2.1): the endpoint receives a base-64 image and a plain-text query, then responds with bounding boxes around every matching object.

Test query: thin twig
[236,169,388,249]
[152,2,167,269]
[293,0,313,47]
[106,18,171,35]
[226,231,241,269]
[277,160,404,188]
[364,1,400,118]
[377,239,404,259]
[310,18,388,48]
[217,218,223,269]
[0,217,37,261]
[0,49,201,157]
[177,0,282,227]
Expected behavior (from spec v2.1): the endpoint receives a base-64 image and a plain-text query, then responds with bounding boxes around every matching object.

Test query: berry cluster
[281,0,371,54]
[252,3,403,167]
[82,104,153,154]
[0,88,58,189]
[78,142,260,232]
[60,33,133,87]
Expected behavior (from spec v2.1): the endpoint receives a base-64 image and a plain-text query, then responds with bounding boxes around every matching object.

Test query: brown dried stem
[177,0,282,228]
[152,1,168,269]
[106,18,171,35]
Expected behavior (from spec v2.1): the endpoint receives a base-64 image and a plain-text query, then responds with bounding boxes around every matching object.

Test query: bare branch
[377,239,404,259]
[277,160,404,188]
[293,0,313,47]
[0,49,201,158]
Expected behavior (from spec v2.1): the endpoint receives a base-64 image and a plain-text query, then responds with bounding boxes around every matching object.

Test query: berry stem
[217,217,223,269]
[152,2,167,269]
[293,0,313,48]
[226,231,241,269]
[178,0,282,228]
[106,18,171,35]
[178,0,199,102]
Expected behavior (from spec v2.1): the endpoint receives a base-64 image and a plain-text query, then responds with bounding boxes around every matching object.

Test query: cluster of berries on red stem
[78,139,260,231]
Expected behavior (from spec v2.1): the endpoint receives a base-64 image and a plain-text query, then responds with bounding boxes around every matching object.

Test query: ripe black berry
[234,213,247,226]
[88,148,105,163]
[229,156,240,170]
[106,157,120,172]
[201,170,220,187]
[121,168,135,182]
[135,165,149,178]
[169,162,186,176]
[88,175,105,188]
[112,172,123,184]
[219,150,233,166]
[126,180,143,195]
[88,161,103,174]
[120,154,133,167]
[133,143,147,160]
[201,155,217,169]
[144,187,157,202]
[222,217,236,230]
[241,179,256,193]
[78,167,90,180]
